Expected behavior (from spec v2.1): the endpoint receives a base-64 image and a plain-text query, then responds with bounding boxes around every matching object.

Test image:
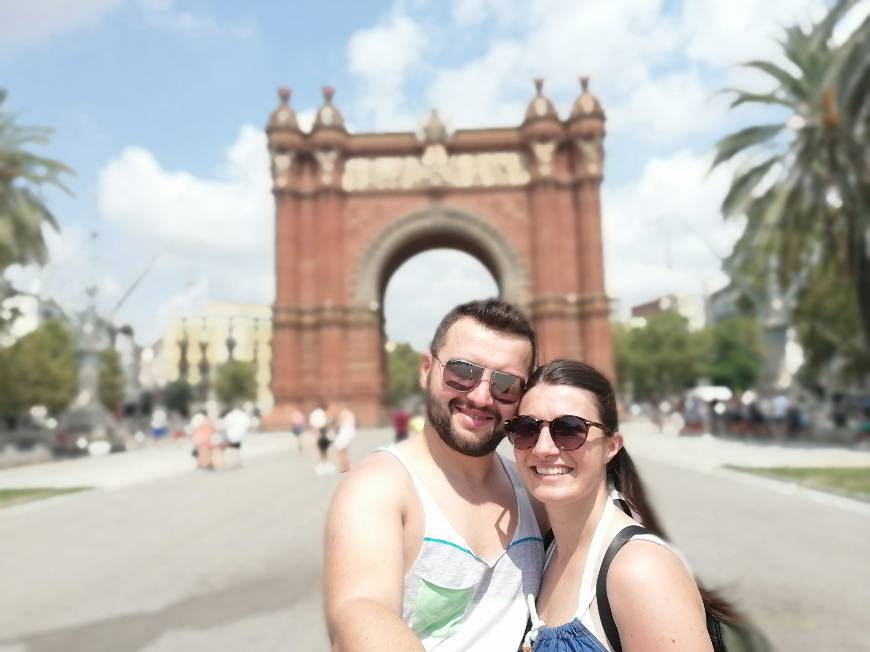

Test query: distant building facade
[159,303,273,412]
[630,294,706,331]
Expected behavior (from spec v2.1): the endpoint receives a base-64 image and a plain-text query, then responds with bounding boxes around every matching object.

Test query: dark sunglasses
[432,355,525,405]
[503,414,608,451]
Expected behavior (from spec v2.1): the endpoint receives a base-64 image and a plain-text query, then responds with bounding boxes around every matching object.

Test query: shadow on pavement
[1,567,314,652]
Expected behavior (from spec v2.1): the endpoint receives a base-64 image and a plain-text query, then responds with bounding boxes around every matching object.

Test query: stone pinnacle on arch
[422,109,447,144]
[267,85,300,131]
[313,85,345,130]
[570,76,604,120]
[524,78,559,123]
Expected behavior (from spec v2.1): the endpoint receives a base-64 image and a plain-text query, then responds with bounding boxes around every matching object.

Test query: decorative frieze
[341,150,530,192]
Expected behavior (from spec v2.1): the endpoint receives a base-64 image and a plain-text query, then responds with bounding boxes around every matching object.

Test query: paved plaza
[0,422,868,650]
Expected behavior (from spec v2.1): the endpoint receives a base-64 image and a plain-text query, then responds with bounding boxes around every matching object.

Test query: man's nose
[465,374,494,406]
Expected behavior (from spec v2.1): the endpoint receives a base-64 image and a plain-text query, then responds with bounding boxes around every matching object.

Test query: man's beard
[425,383,504,457]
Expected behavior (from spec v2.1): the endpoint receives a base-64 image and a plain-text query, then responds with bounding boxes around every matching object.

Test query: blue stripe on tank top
[422,535,543,559]
[422,537,483,561]
[508,536,544,549]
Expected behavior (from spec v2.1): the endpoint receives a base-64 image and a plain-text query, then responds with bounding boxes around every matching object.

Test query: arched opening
[382,249,498,410]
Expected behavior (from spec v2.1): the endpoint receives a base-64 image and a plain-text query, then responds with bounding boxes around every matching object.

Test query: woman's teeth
[534,466,572,476]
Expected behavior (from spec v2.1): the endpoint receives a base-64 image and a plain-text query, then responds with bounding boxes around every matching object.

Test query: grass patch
[727,466,870,501]
[0,487,91,508]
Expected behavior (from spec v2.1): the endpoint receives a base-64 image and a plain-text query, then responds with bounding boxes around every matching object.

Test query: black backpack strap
[543,528,555,551]
[707,611,726,652]
[596,525,650,652]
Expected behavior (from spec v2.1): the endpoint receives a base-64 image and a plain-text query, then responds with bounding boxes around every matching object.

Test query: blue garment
[532,618,608,652]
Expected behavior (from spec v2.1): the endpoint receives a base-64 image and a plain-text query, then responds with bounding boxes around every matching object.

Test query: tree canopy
[712,0,870,381]
[163,379,193,417]
[213,360,257,407]
[0,319,76,418]
[386,342,423,406]
[98,348,125,414]
[615,311,763,402]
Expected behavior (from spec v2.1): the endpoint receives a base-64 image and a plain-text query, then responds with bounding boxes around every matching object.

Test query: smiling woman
[508,359,763,652]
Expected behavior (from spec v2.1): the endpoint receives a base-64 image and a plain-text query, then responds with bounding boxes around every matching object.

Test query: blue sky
[2,0,863,350]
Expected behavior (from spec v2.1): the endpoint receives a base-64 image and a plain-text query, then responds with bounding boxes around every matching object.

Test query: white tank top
[382,447,545,651]
[530,492,689,651]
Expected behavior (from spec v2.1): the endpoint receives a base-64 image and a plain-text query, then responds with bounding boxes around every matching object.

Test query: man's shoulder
[331,449,414,507]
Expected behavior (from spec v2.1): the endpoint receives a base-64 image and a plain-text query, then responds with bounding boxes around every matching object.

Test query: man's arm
[324,454,424,651]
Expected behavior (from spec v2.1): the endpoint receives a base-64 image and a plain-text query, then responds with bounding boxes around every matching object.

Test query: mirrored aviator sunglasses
[436,357,525,404]
[504,414,606,451]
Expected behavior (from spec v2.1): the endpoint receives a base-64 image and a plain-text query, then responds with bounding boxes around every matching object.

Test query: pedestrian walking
[391,408,409,442]
[309,403,335,475]
[190,410,214,470]
[332,406,356,473]
[290,406,306,453]
[223,406,251,469]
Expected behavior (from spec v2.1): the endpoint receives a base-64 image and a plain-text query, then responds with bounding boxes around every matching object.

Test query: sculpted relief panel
[342,147,530,192]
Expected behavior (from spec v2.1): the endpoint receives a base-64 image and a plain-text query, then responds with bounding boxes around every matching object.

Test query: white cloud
[346,12,429,130]
[450,0,527,27]
[97,124,271,257]
[94,125,274,341]
[602,150,744,315]
[607,70,728,144]
[680,0,827,68]
[0,0,124,53]
[427,40,527,128]
[135,0,255,38]
[424,0,691,136]
[0,0,253,54]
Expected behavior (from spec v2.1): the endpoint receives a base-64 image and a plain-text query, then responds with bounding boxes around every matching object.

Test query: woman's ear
[605,432,623,463]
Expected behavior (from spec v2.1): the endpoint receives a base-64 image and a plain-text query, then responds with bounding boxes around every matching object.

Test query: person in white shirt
[332,407,356,472]
[222,406,251,469]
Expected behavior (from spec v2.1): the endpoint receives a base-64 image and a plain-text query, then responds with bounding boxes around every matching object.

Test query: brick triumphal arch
[266,79,614,425]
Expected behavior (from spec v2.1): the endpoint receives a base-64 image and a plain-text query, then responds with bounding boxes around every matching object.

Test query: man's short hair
[429,298,537,376]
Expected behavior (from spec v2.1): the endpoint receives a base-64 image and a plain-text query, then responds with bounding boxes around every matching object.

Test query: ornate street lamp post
[178,318,190,381]
[225,317,236,362]
[198,317,210,401]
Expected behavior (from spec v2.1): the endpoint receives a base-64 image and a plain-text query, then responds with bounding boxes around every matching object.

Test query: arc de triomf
[266,79,614,425]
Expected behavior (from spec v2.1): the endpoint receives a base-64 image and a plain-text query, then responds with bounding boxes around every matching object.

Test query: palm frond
[721,156,779,217]
[742,60,808,100]
[725,90,793,110]
[711,124,784,168]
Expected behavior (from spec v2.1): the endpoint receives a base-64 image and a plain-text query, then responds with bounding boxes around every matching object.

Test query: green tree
[386,342,423,406]
[0,344,24,418]
[793,259,870,384]
[704,316,763,391]
[615,311,706,402]
[213,360,257,407]
[0,319,76,417]
[98,348,125,414]
[0,89,72,274]
[712,1,870,354]
[163,379,193,417]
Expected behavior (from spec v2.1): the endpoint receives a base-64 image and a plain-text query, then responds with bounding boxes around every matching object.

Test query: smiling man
[324,299,546,651]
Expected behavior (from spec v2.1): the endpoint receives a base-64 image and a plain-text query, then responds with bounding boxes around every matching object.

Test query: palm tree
[0,89,72,274]
[712,0,870,353]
